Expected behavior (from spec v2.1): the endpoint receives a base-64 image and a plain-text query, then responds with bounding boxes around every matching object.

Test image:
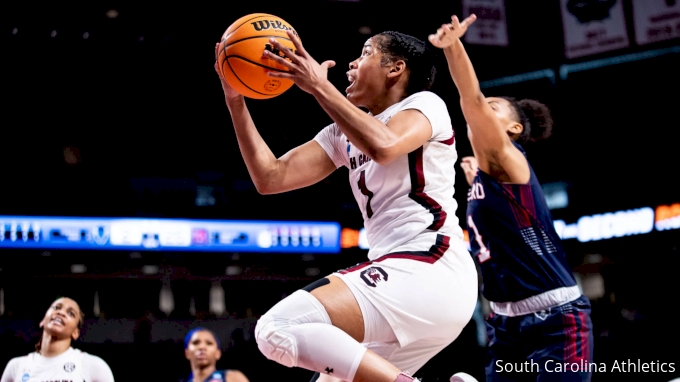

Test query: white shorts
[333,233,478,374]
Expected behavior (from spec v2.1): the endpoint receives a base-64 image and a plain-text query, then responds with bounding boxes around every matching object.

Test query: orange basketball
[217,13,299,99]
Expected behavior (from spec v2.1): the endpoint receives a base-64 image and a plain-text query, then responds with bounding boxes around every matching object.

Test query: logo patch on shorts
[534,309,550,321]
[360,266,388,287]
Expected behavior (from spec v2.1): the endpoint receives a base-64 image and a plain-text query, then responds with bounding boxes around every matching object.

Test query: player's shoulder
[2,355,30,378]
[402,91,447,107]
[226,369,249,382]
[77,350,114,381]
[79,350,108,364]
[5,354,30,366]
[317,122,342,136]
[77,349,112,372]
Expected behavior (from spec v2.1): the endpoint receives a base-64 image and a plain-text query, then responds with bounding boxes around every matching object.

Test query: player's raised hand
[428,14,477,49]
[214,42,243,101]
[264,30,336,95]
[460,156,479,186]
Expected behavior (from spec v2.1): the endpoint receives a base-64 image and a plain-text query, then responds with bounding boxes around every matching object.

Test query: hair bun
[518,99,554,143]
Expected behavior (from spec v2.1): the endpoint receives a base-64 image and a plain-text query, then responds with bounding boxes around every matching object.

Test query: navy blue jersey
[182,369,229,382]
[466,142,576,302]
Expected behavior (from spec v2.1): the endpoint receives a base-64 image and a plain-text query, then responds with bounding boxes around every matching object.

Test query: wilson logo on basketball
[251,20,298,36]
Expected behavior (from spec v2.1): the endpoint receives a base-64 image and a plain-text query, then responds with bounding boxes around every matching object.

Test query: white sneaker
[450,372,479,382]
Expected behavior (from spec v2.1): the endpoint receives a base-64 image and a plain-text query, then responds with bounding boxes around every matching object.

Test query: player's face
[486,97,523,136]
[185,330,221,367]
[345,37,390,106]
[40,298,81,340]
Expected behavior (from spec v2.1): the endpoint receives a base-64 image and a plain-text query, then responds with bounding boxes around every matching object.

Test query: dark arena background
[2,0,679,381]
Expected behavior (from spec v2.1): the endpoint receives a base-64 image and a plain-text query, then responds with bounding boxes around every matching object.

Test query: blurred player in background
[215,28,477,382]
[0,297,114,382]
[430,14,593,382]
[181,327,249,382]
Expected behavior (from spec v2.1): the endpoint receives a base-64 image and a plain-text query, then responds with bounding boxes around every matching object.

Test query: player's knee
[254,290,330,368]
[255,313,299,368]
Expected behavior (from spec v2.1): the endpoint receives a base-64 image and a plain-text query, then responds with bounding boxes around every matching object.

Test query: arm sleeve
[398,91,454,142]
[84,354,115,382]
[0,357,21,382]
[313,123,349,169]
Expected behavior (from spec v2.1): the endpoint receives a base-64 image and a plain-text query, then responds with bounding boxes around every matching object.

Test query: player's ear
[507,121,523,135]
[387,59,406,78]
[71,328,80,341]
[215,349,222,361]
[185,348,192,361]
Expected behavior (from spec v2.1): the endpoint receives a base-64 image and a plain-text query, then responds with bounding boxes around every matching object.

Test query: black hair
[499,97,554,146]
[36,297,85,352]
[374,31,437,96]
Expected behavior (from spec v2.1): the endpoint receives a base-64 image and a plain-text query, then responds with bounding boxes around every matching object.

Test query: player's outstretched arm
[429,15,528,181]
[311,83,433,166]
[214,44,336,195]
[265,31,433,165]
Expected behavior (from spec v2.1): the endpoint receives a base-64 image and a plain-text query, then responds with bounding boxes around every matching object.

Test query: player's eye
[68,311,75,317]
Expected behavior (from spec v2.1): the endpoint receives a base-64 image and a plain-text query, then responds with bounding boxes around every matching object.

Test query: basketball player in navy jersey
[181,327,249,382]
[214,27,477,382]
[1,297,114,382]
[430,15,593,382]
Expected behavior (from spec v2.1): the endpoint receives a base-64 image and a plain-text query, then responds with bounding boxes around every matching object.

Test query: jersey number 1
[467,215,490,263]
[358,170,374,218]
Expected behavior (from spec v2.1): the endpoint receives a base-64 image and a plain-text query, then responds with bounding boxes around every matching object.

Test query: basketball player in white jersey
[214,28,477,382]
[0,297,114,382]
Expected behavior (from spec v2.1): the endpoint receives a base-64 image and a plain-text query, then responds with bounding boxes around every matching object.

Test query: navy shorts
[485,295,594,382]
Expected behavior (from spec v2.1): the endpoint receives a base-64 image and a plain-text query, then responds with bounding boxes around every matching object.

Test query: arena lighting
[554,207,655,242]
[480,69,556,89]
[559,45,680,80]
[480,46,680,88]
[654,202,680,231]
[553,202,680,242]
[0,217,341,253]
[352,203,679,249]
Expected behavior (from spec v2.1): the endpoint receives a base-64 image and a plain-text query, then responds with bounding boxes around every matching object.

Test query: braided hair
[374,31,437,96]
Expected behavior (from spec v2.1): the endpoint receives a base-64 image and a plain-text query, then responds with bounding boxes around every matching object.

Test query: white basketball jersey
[314,91,464,260]
[12,348,85,382]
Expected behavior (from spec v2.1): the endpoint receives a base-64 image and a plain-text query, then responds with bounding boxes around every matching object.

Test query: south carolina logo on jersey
[360,267,388,287]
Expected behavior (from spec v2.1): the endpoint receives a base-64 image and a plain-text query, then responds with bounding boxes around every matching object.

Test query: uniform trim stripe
[563,310,591,366]
[408,147,447,231]
[577,311,591,362]
[338,234,450,274]
[520,185,537,218]
[438,135,455,145]
[503,184,533,229]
